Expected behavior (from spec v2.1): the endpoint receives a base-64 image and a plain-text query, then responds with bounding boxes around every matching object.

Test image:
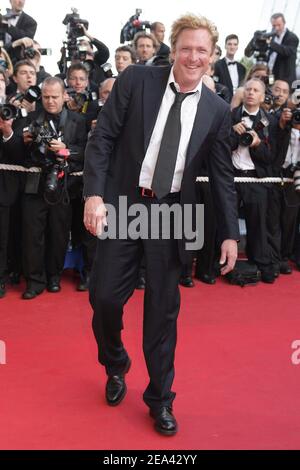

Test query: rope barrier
[0,164,294,184]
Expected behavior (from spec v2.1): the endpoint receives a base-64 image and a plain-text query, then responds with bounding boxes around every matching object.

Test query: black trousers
[0,205,10,283]
[267,184,300,264]
[89,196,182,410]
[22,193,72,291]
[235,182,272,268]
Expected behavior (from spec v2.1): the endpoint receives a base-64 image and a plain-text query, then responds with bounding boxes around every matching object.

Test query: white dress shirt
[268,29,286,72]
[232,106,260,170]
[283,128,300,168]
[139,67,202,192]
[226,57,239,93]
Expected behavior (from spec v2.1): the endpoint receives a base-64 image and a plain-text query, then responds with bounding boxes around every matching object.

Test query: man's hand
[21,99,36,114]
[233,122,247,135]
[48,139,66,153]
[84,196,107,237]
[12,37,34,49]
[219,239,238,275]
[249,129,261,147]
[279,107,293,129]
[0,117,14,138]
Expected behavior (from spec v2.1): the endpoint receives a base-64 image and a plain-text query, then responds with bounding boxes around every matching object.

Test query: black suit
[245,29,299,86]
[214,58,246,99]
[21,109,87,292]
[84,65,239,409]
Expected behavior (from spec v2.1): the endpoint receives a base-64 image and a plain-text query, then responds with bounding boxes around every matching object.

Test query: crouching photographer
[267,80,300,275]
[21,76,87,300]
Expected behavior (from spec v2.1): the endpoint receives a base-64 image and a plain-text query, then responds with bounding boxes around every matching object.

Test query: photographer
[6,38,51,97]
[133,31,159,65]
[231,78,278,283]
[0,65,28,298]
[21,76,87,299]
[245,13,299,86]
[150,22,170,59]
[115,45,136,74]
[1,1,37,62]
[267,82,300,275]
[57,12,110,87]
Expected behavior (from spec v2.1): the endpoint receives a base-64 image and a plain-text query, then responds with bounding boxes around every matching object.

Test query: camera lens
[239,132,254,147]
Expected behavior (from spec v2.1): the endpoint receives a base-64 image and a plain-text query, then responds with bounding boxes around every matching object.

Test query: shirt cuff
[2,131,14,143]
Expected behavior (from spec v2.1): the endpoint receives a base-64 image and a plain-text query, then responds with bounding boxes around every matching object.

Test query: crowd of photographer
[0,2,300,299]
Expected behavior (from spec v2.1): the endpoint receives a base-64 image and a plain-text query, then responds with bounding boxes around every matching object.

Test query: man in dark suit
[245,13,299,87]
[214,34,246,100]
[83,14,239,436]
[7,0,37,45]
[150,22,171,59]
[20,77,87,299]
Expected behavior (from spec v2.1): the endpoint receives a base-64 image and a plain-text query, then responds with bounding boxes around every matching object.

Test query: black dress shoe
[0,283,6,299]
[47,281,61,293]
[260,270,275,284]
[280,261,292,275]
[105,358,131,406]
[136,276,146,290]
[179,276,194,288]
[22,289,43,300]
[77,274,90,292]
[195,273,216,284]
[150,406,178,436]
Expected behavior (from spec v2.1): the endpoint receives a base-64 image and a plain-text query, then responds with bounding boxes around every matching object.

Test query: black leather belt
[234,169,257,177]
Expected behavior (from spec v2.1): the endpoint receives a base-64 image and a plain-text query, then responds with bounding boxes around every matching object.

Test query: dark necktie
[151,83,195,199]
[242,110,256,122]
[227,61,237,66]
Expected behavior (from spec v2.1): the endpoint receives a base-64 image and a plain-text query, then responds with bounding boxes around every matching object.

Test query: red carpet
[0,270,300,450]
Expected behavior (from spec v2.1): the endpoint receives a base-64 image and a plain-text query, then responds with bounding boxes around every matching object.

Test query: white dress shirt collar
[169,66,202,95]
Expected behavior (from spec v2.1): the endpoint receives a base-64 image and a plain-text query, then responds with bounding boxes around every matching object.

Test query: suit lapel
[143,67,170,154]
[185,86,215,168]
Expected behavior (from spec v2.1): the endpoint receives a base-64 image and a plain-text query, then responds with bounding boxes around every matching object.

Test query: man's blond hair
[170,14,219,52]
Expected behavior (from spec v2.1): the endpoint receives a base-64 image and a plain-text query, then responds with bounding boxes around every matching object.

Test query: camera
[291,80,300,125]
[59,8,89,73]
[120,9,151,43]
[23,47,52,59]
[0,104,18,120]
[15,85,41,104]
[239,129,254,147]
[63,8,89,39]
[28,121,58,147]
[252,30,275,63]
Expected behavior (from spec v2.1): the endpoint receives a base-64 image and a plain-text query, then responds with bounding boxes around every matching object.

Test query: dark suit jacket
[231,106,278,177]
[7,11,37,41]
[270,30,299,86]
[214,58,246,99]
[0,117,26,207]
[84,65,239,251]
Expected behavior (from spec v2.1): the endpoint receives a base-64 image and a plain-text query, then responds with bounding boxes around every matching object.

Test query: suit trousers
[267,184,300,264]
[235,182,272,268]
[22,193,72,291]
[89,194,182,410]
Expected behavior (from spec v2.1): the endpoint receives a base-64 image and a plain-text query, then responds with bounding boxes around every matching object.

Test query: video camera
[59,8,89,74]
[252,30,275,63]
[120,9,151,43]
